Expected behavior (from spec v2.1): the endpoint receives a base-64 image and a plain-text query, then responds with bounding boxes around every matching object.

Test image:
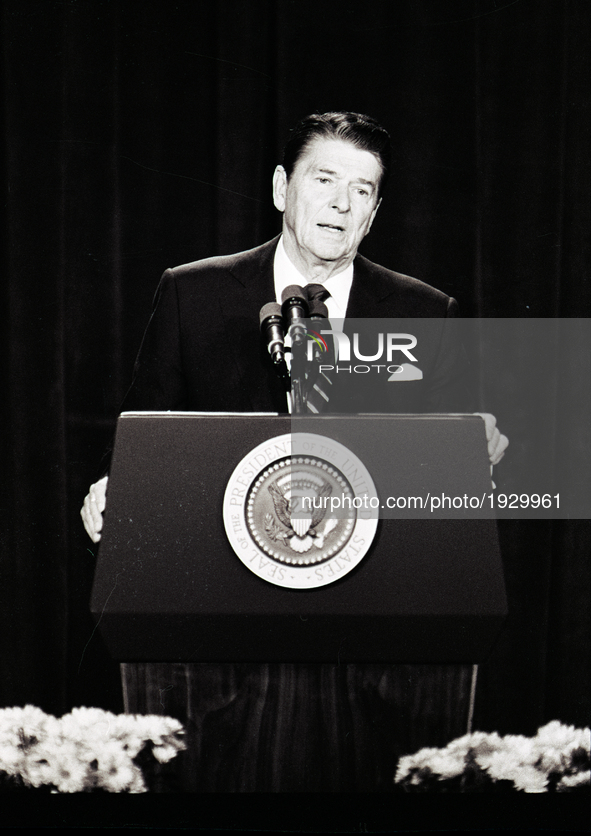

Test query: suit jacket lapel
[226,235,279,303]
[346,253,394,318]
[222,236,286,412]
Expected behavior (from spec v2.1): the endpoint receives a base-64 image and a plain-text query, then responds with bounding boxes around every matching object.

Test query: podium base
[121,661,473,792]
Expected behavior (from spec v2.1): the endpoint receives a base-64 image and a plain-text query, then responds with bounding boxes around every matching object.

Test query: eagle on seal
[268,480,333,553]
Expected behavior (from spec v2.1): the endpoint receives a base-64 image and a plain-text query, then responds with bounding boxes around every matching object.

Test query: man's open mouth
[317,223,345,232]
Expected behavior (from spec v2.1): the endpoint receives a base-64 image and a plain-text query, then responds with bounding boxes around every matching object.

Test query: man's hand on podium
[81,475,108,543]
[475,413,509,489]
[476,413,509,466]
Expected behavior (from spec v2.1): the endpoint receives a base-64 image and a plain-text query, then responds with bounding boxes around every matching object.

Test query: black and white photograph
[1,0,589,830]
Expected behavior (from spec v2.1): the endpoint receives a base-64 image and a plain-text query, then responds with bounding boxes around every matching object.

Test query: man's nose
[331,185,350,212]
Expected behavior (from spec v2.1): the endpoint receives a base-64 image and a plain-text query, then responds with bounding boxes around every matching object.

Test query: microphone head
[308,300,328,318]
[260,301,282,327]
[281,284,309,319]
[281,284,306,305]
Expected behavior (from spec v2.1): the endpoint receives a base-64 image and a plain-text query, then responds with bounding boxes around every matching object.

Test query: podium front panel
[90,413,507,662]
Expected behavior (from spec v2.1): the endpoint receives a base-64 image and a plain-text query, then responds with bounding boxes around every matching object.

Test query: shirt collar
[273,235,353,320]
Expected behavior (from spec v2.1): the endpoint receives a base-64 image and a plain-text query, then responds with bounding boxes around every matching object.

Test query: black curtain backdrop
[1,0,589,750]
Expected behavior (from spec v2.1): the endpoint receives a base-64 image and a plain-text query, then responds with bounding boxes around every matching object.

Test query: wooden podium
[91,412,506,791]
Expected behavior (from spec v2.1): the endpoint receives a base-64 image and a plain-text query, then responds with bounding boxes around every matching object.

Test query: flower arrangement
[0,705,185,793]
[395,721,590,793]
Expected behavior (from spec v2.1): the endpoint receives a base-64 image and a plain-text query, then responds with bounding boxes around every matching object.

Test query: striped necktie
[305,284,333,413]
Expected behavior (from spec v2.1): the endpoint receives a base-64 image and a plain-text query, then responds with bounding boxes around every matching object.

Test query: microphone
[281,285,309,346]
[259,302,285,365]
[308,299,328,320]
[281,285,309,413]
[307,299,329,361]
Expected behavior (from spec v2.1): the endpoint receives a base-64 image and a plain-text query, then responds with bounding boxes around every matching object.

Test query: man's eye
[356,188,369,197]
[317,177,331,184]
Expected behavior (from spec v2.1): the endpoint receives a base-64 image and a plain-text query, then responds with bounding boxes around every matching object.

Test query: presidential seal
[223,433,379,589]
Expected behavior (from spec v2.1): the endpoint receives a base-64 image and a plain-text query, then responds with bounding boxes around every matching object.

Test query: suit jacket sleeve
[120,269,188,412]
[421,295,475,413]
[97,270,187,476]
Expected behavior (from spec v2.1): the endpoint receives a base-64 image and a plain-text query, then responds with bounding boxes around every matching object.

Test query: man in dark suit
[82,111,506,539]
[80,112,507,791]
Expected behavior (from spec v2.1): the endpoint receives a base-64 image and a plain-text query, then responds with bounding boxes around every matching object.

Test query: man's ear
[365,197,382,236]
[273,165,287,212]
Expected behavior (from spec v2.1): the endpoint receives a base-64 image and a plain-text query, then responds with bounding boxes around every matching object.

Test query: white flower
[530,722,590,777]
[395,747,441,782]
[25,737,88,792]
[93,742,146,793]
[484,748,548,792]
[394,723,590,792]
[512,766,548,793]
[431,751,467,780]
[447,731,498,754]
[536,720,580,748]
[395,747,439,775]
[152,742,183,764]
[0,705,185,793]
[556,770,591,792]
[0,741,24,775]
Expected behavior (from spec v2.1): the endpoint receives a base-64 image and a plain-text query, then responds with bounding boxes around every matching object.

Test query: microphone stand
[275,356,291,394]
[290,333,307,414]
[281,285,309,415]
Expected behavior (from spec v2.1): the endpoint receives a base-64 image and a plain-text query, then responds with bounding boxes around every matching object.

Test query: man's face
[273,137,382,272]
